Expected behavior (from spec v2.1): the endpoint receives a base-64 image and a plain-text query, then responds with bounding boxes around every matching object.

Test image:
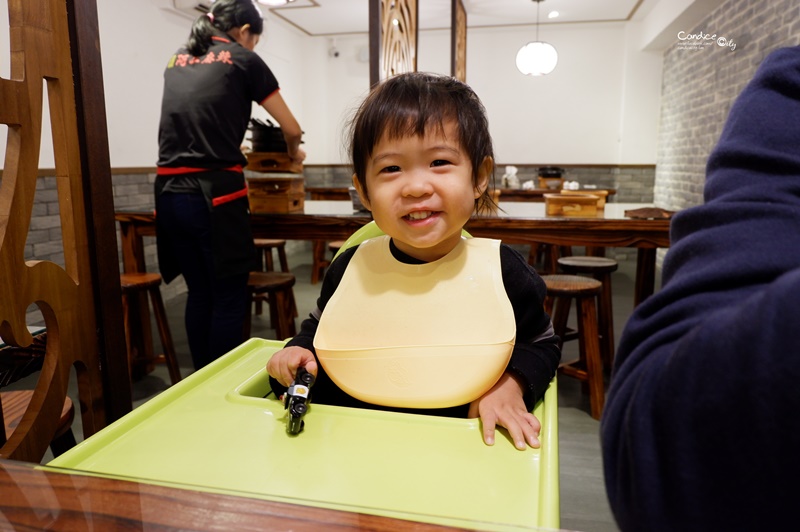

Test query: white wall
[0,0,663,169]
[309,21,663,165]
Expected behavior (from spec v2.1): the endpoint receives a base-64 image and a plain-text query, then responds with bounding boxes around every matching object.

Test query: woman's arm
[261,91,305,162]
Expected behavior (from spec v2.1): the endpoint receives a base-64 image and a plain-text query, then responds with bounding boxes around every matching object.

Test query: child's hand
[468,372,541,451]
[266,346,318,387]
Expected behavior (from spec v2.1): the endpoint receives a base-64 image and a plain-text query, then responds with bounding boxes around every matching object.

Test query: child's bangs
[380,92,459,142]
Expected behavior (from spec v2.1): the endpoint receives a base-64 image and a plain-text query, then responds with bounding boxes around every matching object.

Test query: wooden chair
[0,0,130,462]
[557,256,619,368]
[120,273,181,385]
[542,274,605,419]
[2,390,75,457]
[245,272,297,341]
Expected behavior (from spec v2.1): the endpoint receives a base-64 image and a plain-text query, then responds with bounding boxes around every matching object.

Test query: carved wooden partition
[369,0,418,87]
[0,0,131,462]
[451,0,466,81]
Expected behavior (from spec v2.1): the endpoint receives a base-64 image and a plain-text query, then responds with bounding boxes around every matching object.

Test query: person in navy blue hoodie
[601,45,800,530]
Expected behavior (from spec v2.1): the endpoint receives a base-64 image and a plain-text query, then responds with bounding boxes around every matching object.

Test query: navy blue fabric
[601,46,800,531]
[155,192,249,370]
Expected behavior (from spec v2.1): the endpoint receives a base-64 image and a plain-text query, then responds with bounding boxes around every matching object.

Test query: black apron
[155,169,258,283]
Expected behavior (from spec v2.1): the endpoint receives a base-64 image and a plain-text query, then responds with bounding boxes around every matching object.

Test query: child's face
[353,120,491,263]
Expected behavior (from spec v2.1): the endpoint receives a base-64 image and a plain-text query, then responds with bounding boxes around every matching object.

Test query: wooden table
[0,458,460,531]
[116,201,669,374]
[116,201,670,306]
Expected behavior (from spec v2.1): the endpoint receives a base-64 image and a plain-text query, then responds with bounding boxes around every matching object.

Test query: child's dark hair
[349,72,496,214]
[186,0,264,56]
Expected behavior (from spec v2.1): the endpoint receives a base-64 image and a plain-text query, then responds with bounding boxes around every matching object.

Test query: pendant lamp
[516,0,558,76]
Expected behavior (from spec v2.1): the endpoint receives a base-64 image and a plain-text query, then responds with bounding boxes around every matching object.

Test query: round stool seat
[248,271,296,290]
[557,256,618,274]
[328,240,346,253]
[253,238,287,248]
[253,239,289,273]
[120,272,163,290]
[541,274,602,296]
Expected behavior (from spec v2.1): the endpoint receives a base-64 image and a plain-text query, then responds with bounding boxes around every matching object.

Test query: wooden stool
[311,240,346,284]
[253,238,289,273]
[253,239,295,318]
[542,274,605,419]
[557,256,619,369]
[528,244,572,275]
[1,390,76,457]
[120,273,182,385]
[245,272,297,341]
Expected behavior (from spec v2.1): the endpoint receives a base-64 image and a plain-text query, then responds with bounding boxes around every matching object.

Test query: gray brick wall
[303,163,656,203]
[497,165,655,203]
[655,0,800,211]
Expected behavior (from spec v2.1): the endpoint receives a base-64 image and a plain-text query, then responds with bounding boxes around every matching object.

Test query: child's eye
[380,165,401,173]
[431,159,452,167]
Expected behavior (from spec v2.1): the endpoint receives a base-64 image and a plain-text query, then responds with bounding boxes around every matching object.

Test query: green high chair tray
[47,339,560,531]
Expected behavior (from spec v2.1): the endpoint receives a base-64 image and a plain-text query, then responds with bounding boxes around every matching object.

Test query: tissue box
[246,175,304,213]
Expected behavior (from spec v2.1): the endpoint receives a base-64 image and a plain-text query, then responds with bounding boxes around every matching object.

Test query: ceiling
[267,0,655,37]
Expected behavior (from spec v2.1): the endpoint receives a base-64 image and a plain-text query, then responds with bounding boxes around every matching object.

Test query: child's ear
[474,156,493,198]
[352,174,372,211]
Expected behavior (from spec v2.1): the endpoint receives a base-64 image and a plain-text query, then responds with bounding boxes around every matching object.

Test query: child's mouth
[405,211,434,221]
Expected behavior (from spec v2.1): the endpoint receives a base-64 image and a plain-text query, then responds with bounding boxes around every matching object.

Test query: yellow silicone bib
[314,236,515,408]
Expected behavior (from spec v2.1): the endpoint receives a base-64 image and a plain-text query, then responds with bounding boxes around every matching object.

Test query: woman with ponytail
[155,0,305,370]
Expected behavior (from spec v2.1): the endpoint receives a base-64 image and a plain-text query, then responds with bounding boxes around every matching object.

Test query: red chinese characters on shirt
[168,50,234,69]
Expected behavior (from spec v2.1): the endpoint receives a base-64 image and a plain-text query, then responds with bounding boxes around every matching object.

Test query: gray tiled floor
[26,243,650,531]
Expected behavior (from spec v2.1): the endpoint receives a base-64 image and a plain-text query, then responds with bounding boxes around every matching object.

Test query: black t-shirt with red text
[157,35,279,169]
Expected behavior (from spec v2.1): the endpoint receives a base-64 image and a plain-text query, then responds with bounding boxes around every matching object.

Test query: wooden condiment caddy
[544,193,599,216]
[246,174,305,213]
[246,151,303,174]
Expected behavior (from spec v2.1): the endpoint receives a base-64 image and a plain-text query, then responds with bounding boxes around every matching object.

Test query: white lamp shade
[516,41,558,76]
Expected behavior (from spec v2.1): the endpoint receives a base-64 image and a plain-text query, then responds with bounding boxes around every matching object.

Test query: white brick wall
[655,0,800,211]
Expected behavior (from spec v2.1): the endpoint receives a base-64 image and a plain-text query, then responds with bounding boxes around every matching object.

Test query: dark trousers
[156,193,249,370]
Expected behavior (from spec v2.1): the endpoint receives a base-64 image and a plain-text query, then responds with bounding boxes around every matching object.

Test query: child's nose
[402,171,434,197]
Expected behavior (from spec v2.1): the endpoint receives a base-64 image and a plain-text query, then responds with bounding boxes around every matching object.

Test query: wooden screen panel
[451,0,466,81]
[0,0,128,462]
[369,0,418,87]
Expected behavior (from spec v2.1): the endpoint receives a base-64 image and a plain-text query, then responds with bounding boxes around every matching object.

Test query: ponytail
[186,13,216,56]
[184,0,265,57]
